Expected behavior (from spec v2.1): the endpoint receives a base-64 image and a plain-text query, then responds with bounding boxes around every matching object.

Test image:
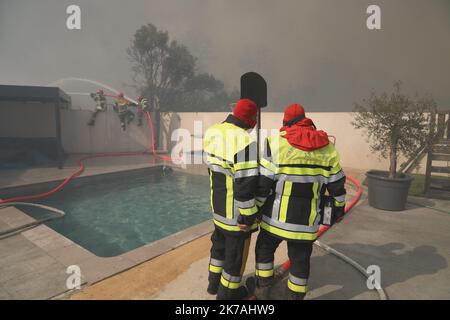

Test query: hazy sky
[0,0,449,111]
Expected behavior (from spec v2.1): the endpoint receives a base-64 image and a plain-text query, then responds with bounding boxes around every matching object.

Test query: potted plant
[352,81,437,211]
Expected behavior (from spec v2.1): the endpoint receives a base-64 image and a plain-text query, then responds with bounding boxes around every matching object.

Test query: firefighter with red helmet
[203,99,260,300]
[253,104,346,300]
[113,92,135,131]
[87,89,107,126]
[135,96,149,126]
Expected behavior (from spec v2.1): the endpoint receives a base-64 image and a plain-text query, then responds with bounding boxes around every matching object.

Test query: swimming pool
[5,167,211,257]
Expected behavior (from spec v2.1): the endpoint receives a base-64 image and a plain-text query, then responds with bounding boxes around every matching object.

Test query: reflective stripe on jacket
[203,115,259,233]
[257,131,346,242]
[139,98,148,111]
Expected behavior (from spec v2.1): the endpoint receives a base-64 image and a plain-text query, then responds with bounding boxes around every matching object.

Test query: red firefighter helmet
[96,89,104,94]
[117,92,125,98]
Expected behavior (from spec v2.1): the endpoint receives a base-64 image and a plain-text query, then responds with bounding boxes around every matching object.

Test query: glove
[237,212,258,227]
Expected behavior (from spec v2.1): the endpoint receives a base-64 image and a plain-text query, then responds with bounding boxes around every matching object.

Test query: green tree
[352,81,437,179]
[127,23,233,112]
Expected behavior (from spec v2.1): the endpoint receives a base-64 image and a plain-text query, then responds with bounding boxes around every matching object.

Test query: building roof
[0,84,71,104]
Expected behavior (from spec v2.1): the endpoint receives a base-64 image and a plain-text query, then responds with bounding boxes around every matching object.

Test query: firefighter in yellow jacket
[254,104,346,300]
[87,89,107,126]
[203,98,260,300]
[113,92,135,131]
[135,96,149,126]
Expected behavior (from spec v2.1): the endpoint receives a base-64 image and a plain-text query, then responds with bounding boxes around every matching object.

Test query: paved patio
[149,193,450,300]
[1,160,449,300]
[70,169,450,300]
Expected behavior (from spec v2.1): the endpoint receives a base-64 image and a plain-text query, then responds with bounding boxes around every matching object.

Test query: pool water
[17,170,211,257]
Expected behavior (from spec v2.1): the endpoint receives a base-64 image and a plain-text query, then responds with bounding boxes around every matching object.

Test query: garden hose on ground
[0,202,65,240]
[314,240,388,300]
[270,238,389,300]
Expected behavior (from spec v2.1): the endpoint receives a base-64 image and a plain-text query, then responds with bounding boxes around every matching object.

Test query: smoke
[0,0,449,111]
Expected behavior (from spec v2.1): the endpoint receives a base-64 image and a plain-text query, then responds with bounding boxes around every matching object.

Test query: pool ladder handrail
[0,202,65,239]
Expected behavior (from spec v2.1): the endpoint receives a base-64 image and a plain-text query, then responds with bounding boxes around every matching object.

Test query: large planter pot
[366,170,414,211]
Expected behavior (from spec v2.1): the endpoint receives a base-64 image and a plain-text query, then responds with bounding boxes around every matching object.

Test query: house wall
[0,104,427,173]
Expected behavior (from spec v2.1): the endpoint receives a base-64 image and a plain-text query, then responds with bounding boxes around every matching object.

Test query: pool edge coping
[0,164,214,299]
[1,204,214,300]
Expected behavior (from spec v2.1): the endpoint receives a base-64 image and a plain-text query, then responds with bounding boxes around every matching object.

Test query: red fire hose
[0,152,149,204]
[145,111,173,162]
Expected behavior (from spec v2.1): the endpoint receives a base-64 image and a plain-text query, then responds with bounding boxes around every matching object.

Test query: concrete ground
[0,218,74,300]
[150,197,450,300]
[1,161,449,300]
[314,199,450,299]
[69,169,450,300]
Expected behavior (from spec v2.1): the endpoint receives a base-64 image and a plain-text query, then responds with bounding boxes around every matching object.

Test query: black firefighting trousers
[118,111,135,128]
[255,229,313,296]
[208,227,251,299]
[88,109,103,125]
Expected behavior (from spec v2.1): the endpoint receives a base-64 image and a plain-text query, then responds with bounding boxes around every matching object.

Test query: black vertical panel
[54,96,63,169]
[211,171,227,216]
[285,183,314,226]
[240,72,268,166]
[286,197,312,226]
[240,72,267,108]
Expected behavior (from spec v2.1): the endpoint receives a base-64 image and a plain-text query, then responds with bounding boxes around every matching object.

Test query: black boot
[245,276,256,297]
[216,284,230,300]
[216,284,249,300]
[232,286,249,300]
[254,277,273,300]
[207,273,220,295]
[286,288,306,300]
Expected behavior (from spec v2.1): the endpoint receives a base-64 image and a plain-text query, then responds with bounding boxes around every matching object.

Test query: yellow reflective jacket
[139,98,148,111]
[203,115,259,234]
[114,98,129,113]
[90,92,107,111]
[257,131,346,242]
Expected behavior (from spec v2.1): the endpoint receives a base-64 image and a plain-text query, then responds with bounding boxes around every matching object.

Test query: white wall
[0,105,427,173]
[172,112,427,174]
[60,109,152,153]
